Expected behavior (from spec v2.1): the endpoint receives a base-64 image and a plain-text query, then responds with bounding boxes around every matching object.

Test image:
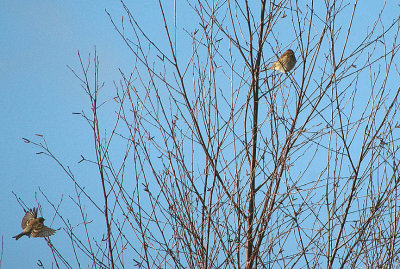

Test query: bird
[267,49,296,73]
[13,208,56,240]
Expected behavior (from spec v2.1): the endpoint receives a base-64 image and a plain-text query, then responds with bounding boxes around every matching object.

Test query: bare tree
[25,0,400,268]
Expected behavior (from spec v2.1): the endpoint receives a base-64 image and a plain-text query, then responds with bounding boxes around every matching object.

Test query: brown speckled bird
[13,208,56,240]
[267,49,296,73]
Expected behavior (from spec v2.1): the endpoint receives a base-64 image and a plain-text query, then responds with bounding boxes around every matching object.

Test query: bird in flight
[13,207,56,240]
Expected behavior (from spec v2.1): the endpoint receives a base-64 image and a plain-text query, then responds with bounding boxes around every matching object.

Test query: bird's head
[283,49,294,56]
[38,217,45,223]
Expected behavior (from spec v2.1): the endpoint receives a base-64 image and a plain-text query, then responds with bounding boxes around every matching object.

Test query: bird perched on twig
[267,49,296,73]
[13,207,56,240]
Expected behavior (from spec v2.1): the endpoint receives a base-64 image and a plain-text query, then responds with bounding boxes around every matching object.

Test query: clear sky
[1,0,400,268]
[0,1,142,267]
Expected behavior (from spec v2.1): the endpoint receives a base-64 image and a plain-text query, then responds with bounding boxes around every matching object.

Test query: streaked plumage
[267,49,296,73]
[13,208,56,240]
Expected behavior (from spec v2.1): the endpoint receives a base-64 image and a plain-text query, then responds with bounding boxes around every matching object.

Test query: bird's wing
[31,225,56,238]
[21,208,38,229]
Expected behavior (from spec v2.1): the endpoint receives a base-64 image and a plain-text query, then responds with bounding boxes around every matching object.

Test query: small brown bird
[267,49,296,73]
[13,208,56,240]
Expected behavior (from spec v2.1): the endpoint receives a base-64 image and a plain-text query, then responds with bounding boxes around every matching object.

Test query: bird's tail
[12,233,25,240]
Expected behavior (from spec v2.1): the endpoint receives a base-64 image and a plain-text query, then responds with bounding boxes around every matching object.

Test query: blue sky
[1,1,186,267]
[1,0,400,267]
[0,1,134,267]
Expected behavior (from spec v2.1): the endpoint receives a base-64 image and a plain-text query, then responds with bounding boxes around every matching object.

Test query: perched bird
[267,49,296,73]
[13,208,56,240]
